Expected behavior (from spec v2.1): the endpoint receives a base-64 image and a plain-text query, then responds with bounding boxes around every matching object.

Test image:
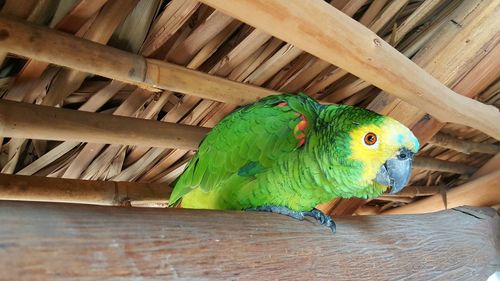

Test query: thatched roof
[0,0,498,215]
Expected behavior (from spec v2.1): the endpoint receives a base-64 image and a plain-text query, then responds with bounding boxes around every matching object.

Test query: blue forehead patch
[397,134,420,151]
[413,136,420,151]
[397,134,404,144]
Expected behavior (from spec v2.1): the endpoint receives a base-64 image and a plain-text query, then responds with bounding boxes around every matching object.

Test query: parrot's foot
[246,206,336,233]
[301,209,336,233]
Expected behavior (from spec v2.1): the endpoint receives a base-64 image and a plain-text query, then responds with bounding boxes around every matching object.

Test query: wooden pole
[413,157,478,175]
[0,201,497,280]
[0,100,209,150]
[198,0,500,140]
[1,14,499,139]
[428,133,500,155]
[383,170,500,214]
[0,16,277,105]
[0,100,478,175]
[0,174,171,207]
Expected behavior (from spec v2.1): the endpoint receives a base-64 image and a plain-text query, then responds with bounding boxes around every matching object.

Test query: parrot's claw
[246,206,336,233]
[302,209,336,233]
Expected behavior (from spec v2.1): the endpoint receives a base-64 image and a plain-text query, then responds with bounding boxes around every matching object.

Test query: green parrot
[169,93,419,232]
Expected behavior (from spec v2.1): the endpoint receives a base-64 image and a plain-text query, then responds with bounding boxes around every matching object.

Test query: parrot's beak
[374,148,414,194]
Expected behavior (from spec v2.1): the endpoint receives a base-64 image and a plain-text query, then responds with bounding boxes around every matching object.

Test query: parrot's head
[321,105,419,196]
[347,115,419,194]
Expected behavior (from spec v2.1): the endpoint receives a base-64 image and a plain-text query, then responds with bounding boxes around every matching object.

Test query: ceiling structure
[0,0,499,216]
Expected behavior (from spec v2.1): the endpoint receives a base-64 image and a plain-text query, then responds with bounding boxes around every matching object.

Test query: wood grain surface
[0,201,497,280]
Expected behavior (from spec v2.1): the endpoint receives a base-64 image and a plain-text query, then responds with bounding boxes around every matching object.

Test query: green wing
[168,93,320,206]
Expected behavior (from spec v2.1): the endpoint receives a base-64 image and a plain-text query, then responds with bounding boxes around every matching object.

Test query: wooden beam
[0,16,277,105]
[0,174,171,206]
[329,0,500,217]
[198,0,500,140]
[413,157,478,175]
[384,170,500,214]
[428,133,500,155]
[412,42,500,144]
[0,201,496,279]
[0,100,209,150]
[0,100,479,174]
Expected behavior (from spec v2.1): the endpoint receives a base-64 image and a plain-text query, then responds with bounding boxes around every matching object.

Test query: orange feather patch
[294,114,307,148]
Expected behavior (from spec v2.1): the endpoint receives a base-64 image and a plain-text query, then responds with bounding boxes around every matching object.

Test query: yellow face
[348,117,419,188]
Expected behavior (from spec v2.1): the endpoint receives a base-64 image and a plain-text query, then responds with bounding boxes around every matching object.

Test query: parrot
[169,93,419,232]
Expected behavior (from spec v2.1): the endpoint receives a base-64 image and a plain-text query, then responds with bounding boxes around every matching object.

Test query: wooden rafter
[0,174,171,206]
[0,16,277,105]
[0,100,209,150]
[428,133,500,155]
[0,96,486,177]
[198,0,500,140]
[413,157,478,175]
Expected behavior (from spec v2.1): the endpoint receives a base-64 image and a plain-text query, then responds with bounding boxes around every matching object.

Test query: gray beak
[374,148,414,194]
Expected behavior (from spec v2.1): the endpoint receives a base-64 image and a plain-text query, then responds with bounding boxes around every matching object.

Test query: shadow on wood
[0,201,497,280]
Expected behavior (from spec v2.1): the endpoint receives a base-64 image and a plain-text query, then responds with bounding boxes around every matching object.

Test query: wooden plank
[0,174,170,206]
[0,16,278,105]
[198,0,500,139]
[384,170,500,214]
[0,100,209,150]
[0,201,496,280]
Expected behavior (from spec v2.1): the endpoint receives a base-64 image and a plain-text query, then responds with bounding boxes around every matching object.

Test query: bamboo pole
[0,201,496,280]
[0,174,171,206]
[1,13,499,139]
[0,16,277,105]
[0,100,209,150]
[198,0,500,140]
[383,170,500,214]
[0,99,482,175]
[413,157,478,175]
[428,133,500,154]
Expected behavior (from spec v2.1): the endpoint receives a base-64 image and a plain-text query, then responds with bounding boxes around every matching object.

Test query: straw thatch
[0,0,498,215]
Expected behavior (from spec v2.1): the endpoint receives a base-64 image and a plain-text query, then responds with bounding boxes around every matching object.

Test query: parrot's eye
[364,132,378,146]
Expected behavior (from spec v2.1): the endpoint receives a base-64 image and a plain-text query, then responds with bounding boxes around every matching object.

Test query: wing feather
[169,94,320,205]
